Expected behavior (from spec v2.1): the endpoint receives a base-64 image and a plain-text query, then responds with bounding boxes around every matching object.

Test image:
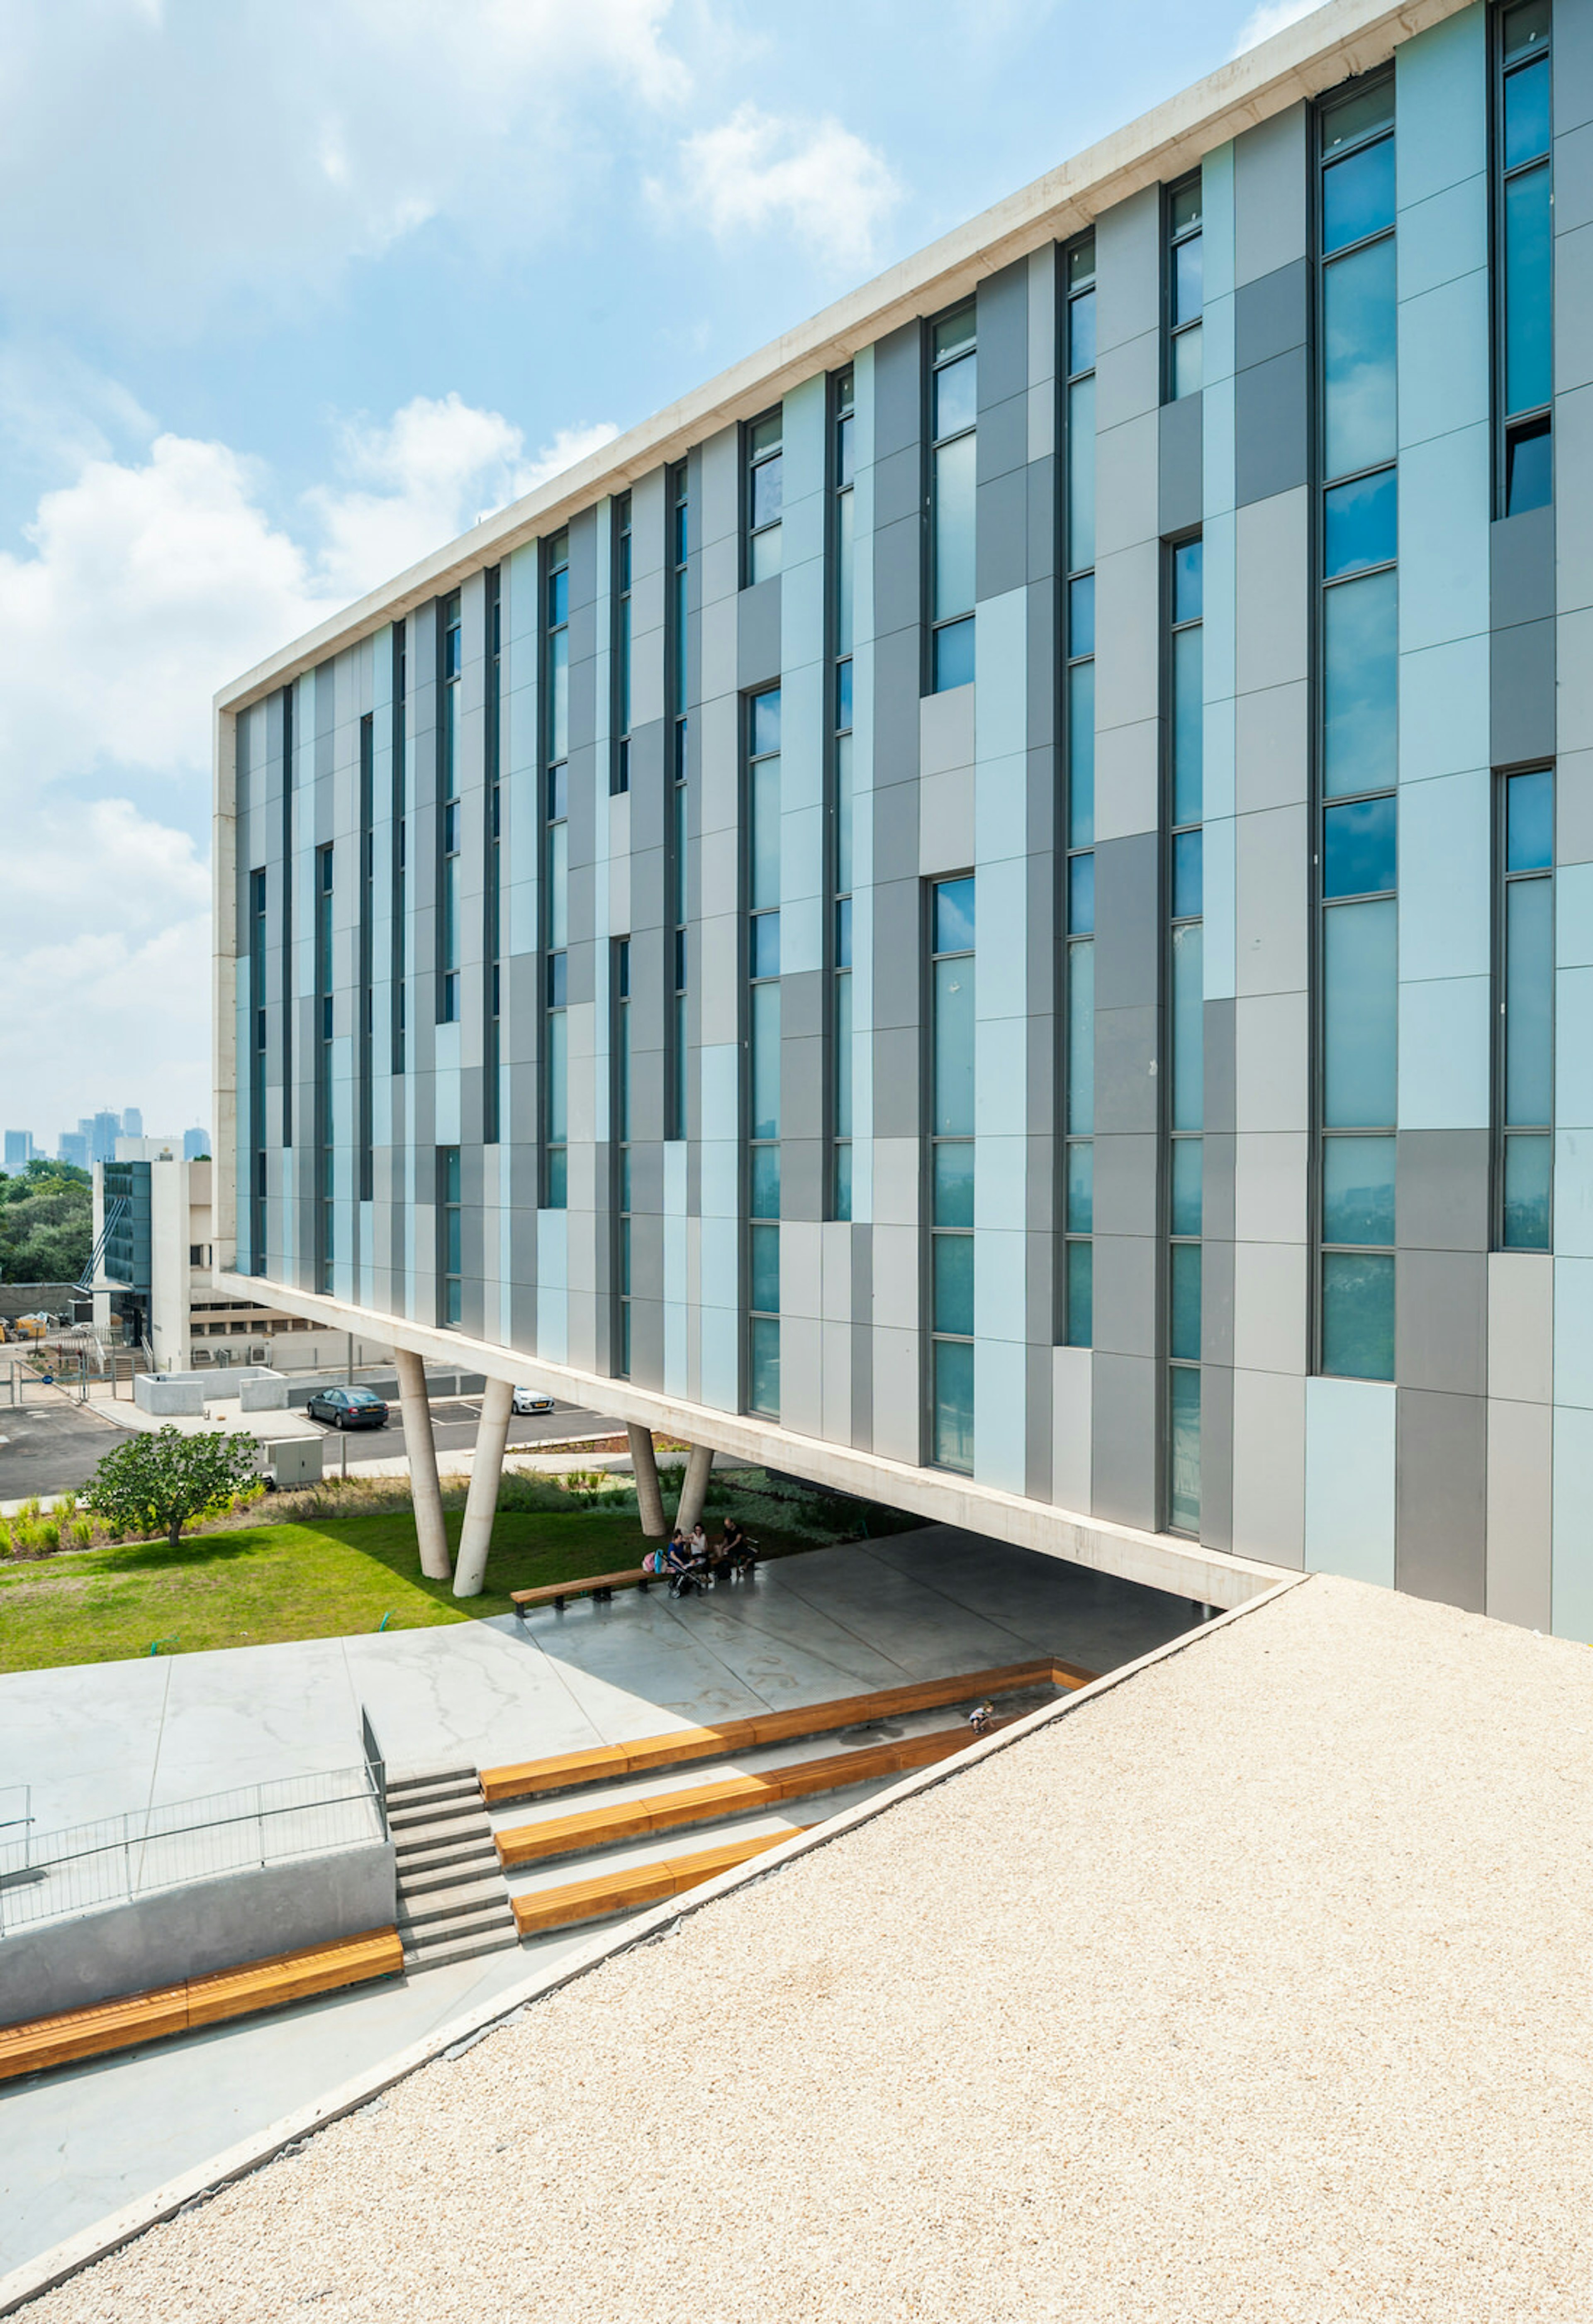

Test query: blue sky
[0,0,1306,1143]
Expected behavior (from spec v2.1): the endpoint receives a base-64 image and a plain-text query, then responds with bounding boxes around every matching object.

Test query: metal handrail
[360,1708,388,1839]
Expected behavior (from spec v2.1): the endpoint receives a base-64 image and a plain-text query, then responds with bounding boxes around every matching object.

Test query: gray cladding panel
[1491,506,1555,628]
[1234,347,1309,507]
[1396,1388,1486,1613]
[1492,617,1556,763]
[1093,833,1160,1011]
[1396,1129,1490,1251]
[1235,260,1308,372]
[1090,1351,1157,1529]
[738,579,783,690]
[1158,393,1204,538]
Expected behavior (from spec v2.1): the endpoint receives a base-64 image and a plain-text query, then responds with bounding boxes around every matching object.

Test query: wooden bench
[512,1830,806,1939]
[511,1566,657,1616]
[0,1927,404,2083]
[495,1724,998,1869]
[480,1657,1094,1805]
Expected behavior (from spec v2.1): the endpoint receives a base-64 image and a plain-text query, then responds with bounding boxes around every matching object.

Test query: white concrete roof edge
[0,1573,1306,2321]
[210,1268,1292,1607]
[213,0,1463,716]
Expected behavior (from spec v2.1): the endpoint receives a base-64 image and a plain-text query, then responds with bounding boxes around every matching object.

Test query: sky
[0,0,1314,1148]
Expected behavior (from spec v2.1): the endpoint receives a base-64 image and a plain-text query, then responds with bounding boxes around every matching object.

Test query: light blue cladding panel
[1396,7,1491,1136]
[1552,1405,1593,1640]
[1304,1375,1397,1585]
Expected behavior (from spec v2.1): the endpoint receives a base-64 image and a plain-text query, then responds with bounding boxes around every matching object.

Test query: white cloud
[656,105,901,269]
[0,390,616,1132]
[1233,0,1325,56]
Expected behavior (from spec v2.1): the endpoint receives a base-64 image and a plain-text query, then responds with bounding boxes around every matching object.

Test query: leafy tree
[83,1426,261,1549]
[0,1166,92,1283]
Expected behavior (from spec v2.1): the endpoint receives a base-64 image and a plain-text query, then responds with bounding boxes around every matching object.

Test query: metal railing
[0,1756,388,1938]
[360,1710,388,1839]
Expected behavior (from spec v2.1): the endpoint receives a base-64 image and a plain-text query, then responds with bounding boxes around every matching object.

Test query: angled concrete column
[395,1348,450,1581]
[453,1376,515,1599]
[674,1444,714,1534]
[628,1424,667,1538]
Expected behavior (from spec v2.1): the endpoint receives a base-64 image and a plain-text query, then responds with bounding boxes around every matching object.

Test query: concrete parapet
[236,1373,288,1412]
[133,1373,206,1417]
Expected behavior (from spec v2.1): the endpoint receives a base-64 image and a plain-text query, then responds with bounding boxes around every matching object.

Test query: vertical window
[1167,540,1203,1534]
[250,866,267,1270]
[930,877,976,1472]
[1064,231,1097,1347]
[613,492,632,793]
[438,1146,461,1325]
[1318,76,1398,1383]
[391,623,407,1074]
[929,304,977,692]
[358,713,374,1201]
[545,532,570,1208]
[1167,173,1203,400]
[280,685,294,1148]
[747,686,782,1417]
[615,937,633,1375]
[1497,0,1553,513]
[832,365,855,1219]
[316,845,334,1292]
[484,568,502,1145]
[1498,766,1554,1247]
[670,463,690,1137]
[438,591,462,1024]
[747,412,783,585]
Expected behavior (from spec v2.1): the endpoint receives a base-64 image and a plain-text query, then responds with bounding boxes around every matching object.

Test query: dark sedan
[305,1385,390,1431]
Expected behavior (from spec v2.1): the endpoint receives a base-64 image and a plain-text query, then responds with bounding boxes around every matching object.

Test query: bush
[37,1520,59,1552]
[70,1517,93,1548]
[84,1426,262,1549]
[0,1520,10,1556]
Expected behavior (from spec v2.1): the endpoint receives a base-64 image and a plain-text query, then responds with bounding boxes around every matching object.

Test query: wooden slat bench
[495,1724,996,1869]
[480,1656,1094,1805]
[512,1830,806,1938]
[0,1927,404,2083]
[511,1566,658,1615]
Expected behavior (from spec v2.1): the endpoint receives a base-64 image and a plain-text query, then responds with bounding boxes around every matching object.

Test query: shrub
[0,1520,10,1556]
[37,1520,59,1552]
[70,1517,93,1548]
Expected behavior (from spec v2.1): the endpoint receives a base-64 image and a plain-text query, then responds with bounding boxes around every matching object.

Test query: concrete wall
[0,1840,396,2024]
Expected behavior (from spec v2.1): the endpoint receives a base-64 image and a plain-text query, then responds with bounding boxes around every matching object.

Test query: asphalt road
[314,1399,621,1469]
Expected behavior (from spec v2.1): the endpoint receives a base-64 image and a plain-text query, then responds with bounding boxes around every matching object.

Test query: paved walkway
[0,1527,1193,2279]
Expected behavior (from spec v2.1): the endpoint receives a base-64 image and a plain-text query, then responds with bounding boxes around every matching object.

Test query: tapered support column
[396,1348,450,1582]
[453,1376,515,1599]
[628,1424,667,1538]
[674,1443,714,1534]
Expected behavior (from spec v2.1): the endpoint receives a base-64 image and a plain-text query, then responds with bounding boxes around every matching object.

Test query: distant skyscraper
[85,1110,122,1164]
[3,1131,35,1171]
[122,1107,143,1138]
[57,1133,89,1169]
[183,1127,211,1161]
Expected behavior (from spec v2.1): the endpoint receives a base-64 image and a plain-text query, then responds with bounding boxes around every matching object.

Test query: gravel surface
[27,1575,1593,2322]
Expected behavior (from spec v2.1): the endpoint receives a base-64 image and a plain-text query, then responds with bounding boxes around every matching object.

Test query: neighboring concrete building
[211,0,1591,1632]
[93,1142,387,1374]
[3,1132,36,1171]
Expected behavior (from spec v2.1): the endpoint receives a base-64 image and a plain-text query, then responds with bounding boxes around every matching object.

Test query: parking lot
[312,1397,619,1469]
[0,1394,135,1505]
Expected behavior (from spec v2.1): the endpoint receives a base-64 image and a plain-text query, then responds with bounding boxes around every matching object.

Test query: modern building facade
[213,0,1593,1634]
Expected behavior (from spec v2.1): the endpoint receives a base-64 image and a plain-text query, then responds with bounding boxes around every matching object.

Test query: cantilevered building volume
[213,0,1591,1631]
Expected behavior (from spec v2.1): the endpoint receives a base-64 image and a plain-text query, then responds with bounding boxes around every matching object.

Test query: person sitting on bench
[665,1531,695,1594]
[716,1516,754,1577]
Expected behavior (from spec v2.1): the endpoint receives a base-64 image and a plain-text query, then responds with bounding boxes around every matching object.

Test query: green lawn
[0,1506,831,1673]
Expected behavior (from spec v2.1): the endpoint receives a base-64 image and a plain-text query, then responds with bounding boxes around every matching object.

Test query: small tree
[84,1426,261,1549]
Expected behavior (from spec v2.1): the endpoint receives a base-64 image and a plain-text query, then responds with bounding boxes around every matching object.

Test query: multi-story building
[3,1132,36,1171]
[212,0,1592,1633]
[56,1134,89,1170]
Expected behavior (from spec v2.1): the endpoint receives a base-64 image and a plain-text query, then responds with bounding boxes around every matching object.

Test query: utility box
[257,1435,324,1490]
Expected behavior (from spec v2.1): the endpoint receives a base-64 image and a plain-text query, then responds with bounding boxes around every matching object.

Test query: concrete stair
[385,1768,519,1973]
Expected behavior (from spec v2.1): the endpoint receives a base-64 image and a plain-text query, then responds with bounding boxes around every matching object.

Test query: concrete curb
[0,1572,1308,2317]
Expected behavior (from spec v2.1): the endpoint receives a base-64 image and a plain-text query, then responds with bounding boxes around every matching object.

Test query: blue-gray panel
[873,324,923,458]
[1158,393,1204,538]
[1095,1005,1159,1135]
[1396,1247,1487,1396]
[1202,1233,1235,1369]
[976,260,1028,409]
[975,393,1027,485]
[1396,1128,1490,1251]
[1093,833,1160,1011]
[1090,1350,1158,1529]
[1093,1131,1158,1237]
[1491,617,1555,764]
[1200,1359,1235,1552]
[872,523,923,656]
[1026,462,1060,593]
[1234,346,1309,507]
[737,578,783,690]
[976,466,1029,602]
[1091,1232,1158,1361]
[871,1028,920,1138]
[1395,1386,1486,1612]
[780,1138,824,1222]
[1235,259,1308,371]
[1203,1127,1237,1243]
[1491,506,1554,628]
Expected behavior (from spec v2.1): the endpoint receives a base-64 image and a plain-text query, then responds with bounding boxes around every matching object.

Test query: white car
[512,1386,556,1415]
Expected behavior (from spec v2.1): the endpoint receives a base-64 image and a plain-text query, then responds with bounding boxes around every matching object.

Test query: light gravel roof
[32,1572,1593,2323]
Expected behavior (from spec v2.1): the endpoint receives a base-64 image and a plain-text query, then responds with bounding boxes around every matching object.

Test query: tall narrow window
[1318,76,1398,1383]
[485,568,502,1144]
[250,866,268,1270]
[280,685,294,1148]
[545,532,570,1208]
[613,492,632,793]
[438,591,462,1024]
[832,364,855,1219]
[930,876,976,1473]
[438,1146,461,1325]
[929,304,977,692]
[1497,0,1552,513]
[1064,231,1097,1346]
[670,463,690,1137]
[1498,766,1554,1247]
[358,713,374,1201]
[391,624,407,1074]
[316,844,334,1292]
[615,937,633,1375]
[1167,539,1203,1534]
[1167,174,1203,400]
[747,412,783,584]
[747,686,782,1417]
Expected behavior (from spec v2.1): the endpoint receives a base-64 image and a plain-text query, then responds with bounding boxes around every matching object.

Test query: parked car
[512,1386,556,1415]
[306,1385,389,1431]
